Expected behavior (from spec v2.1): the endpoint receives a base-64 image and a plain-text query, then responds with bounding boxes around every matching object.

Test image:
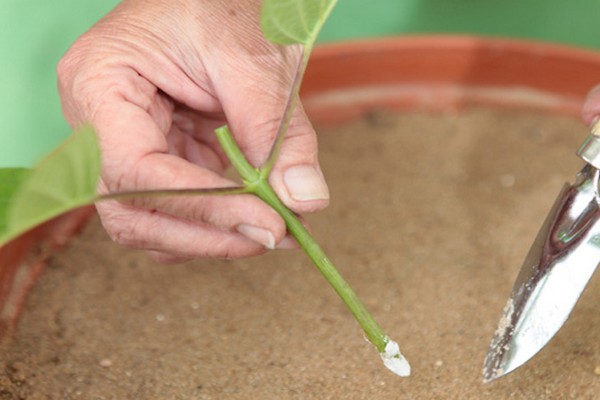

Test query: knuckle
[56,39,87,88]
[108,223,138,248]
[99,207,145,249]
[189,201,213,225]
[106,157,144,193]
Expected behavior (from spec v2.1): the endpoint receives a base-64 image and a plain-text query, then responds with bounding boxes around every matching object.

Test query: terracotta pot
[301,36,600,123]
[2,35,600,337]
[0,207,94,336]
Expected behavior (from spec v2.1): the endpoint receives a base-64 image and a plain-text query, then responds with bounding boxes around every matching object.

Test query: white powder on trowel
[494,298,515,338]
[379,338,411,377]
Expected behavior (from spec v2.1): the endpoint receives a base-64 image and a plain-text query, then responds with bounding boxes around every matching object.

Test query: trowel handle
[577,120,600,168]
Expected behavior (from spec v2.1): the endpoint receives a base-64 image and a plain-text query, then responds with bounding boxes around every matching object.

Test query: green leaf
[261,0,338,46]
[0,168,30,237]
[0,126,101,245]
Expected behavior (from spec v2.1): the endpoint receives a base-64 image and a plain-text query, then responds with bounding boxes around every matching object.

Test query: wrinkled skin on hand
[58,0,329,262]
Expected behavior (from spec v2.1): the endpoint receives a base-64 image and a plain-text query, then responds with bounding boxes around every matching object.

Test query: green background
[3,0,600,168]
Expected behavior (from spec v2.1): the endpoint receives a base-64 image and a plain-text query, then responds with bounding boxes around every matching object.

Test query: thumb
[266,102,330,213]
[210,45,330,214]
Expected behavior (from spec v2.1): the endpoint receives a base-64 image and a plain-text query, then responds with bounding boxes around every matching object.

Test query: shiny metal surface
[577,136,600,169]
[576,121,600,168]
[483,164,600,382]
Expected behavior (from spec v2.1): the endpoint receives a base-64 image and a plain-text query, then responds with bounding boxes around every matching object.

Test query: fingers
[96,150,287,254]
[582,84,600,127]
[98,201,299,262]
[56,0,320,260]
[208,43,330,215]
[145,235,298,265]
[169,110,229,173]
[60,60,291,256]
[74,72,288,254]
[96,200,272,259]
[101,152,287,247]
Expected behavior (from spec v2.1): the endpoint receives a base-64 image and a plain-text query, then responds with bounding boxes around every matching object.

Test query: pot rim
[303,35,600,124]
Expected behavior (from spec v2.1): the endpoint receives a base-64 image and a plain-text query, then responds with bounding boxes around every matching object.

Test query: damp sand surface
[1,107,600,399]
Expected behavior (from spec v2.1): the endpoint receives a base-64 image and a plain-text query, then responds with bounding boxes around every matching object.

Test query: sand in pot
[1,107,599,399]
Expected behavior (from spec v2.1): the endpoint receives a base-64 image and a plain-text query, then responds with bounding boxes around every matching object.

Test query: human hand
[582,84,600,127]
[57,0,329,262]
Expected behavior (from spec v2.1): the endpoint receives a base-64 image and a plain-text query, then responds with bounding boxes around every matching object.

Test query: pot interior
[1,106,599,398]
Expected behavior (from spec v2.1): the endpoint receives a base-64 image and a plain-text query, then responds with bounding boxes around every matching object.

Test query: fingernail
[236,224,275,250]
[284,165,329,201]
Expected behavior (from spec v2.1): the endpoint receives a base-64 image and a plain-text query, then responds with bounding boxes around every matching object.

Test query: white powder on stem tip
[380,338,411,377]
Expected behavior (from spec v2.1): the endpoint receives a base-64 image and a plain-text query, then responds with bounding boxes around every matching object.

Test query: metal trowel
[482,122,600,383]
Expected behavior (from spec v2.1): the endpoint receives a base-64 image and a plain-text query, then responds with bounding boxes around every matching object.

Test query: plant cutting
[0,0,409,377]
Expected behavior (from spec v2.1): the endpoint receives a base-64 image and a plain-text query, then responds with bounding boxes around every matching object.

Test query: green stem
[215,126,260,183]
[260,46,312,179]
[215,125,388,352]
[255,180,387,351]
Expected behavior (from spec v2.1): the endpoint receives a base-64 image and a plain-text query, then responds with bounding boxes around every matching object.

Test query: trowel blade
[482,164,600,383]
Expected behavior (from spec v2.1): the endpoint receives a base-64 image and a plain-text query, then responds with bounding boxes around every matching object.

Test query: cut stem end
[380,338,411,377]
